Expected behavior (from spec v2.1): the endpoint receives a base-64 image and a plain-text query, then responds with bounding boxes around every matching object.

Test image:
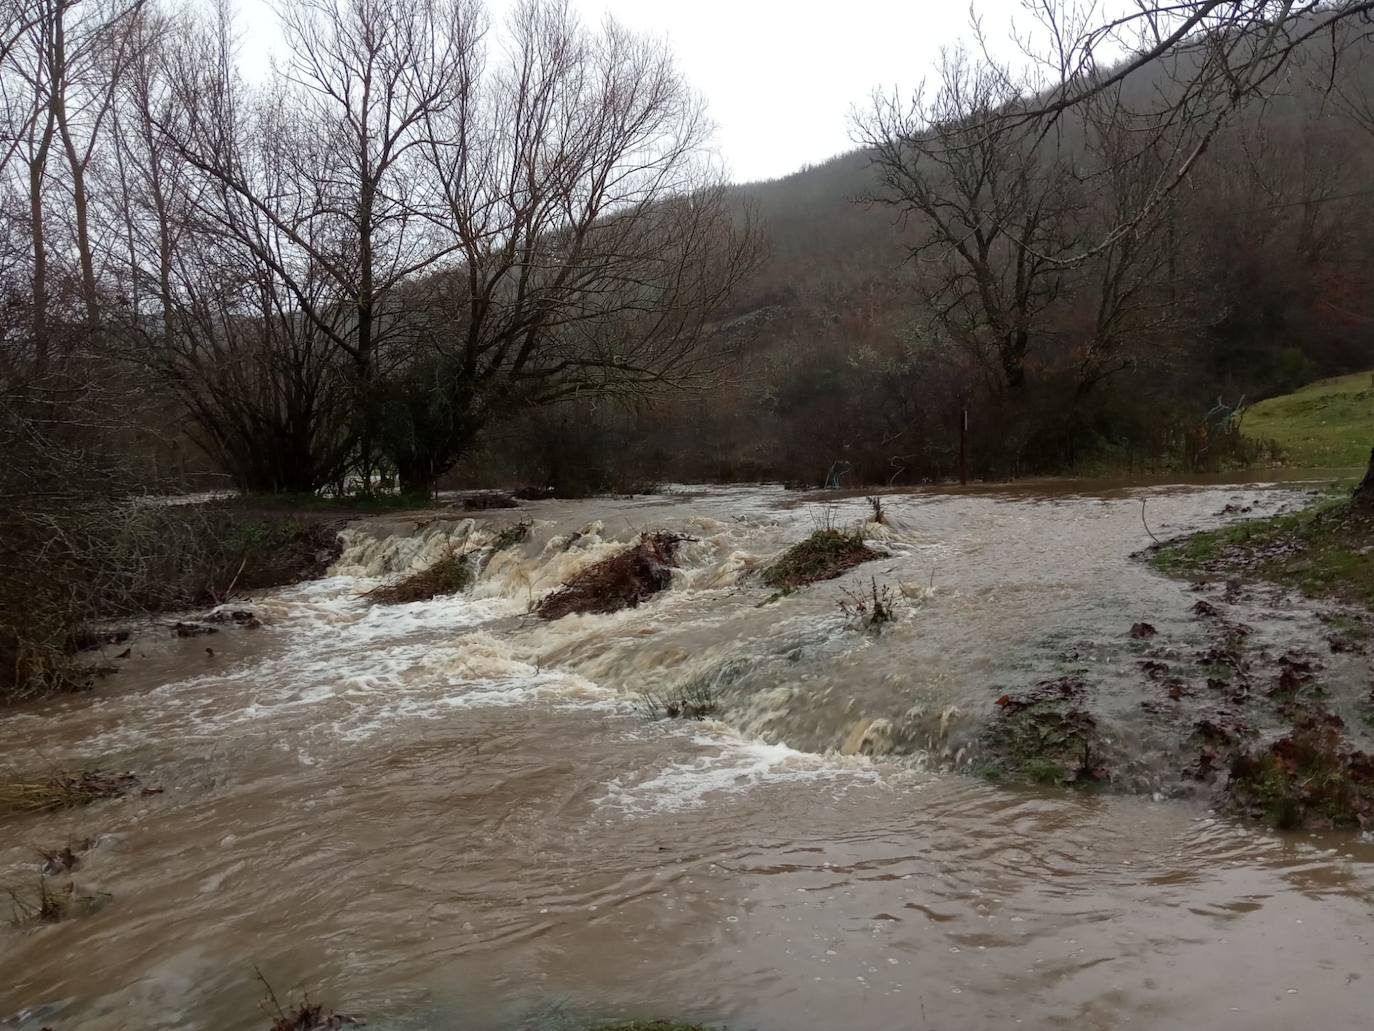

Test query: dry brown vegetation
[535,532,690,620]
[0,502,343,704]
[0,768,140,814]
[257,970,354,1030]
[365,551,472,605]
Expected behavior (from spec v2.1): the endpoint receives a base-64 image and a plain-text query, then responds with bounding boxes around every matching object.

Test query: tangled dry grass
[0,768,140,814]
[365,549,473,604]
[535,532,690,620]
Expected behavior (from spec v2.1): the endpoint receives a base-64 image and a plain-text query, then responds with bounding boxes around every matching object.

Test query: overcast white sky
[233,0,1030,183]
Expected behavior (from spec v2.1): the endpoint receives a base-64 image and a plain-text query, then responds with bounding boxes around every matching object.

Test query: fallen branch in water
[1140,499,1162,546]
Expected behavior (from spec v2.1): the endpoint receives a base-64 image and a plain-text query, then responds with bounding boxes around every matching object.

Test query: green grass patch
[1149,497,1374,609]
[761,529,881,590]
[1243,371,1374,468]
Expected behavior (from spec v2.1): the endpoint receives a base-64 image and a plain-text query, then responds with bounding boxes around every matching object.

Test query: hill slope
[1244,373,1374,469]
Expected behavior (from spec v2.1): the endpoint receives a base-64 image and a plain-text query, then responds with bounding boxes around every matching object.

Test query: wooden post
[959,406,969,486]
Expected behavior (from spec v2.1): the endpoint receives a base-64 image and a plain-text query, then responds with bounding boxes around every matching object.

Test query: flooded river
[3,482,1373,1030]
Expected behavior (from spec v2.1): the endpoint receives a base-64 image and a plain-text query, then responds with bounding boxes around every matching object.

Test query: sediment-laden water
[3,482,1372,1030]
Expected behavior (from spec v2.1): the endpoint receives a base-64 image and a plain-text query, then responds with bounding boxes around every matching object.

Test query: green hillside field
[1243,371,1374,469]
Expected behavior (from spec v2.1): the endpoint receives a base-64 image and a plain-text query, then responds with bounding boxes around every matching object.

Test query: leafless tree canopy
[0,0,759,695]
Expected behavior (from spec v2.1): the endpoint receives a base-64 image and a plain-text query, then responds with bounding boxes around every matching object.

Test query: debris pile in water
[0,769,141,814]
[761,529,881,590]
[461,491,518,511]
[536,532,689,620]
[366,551,472,604]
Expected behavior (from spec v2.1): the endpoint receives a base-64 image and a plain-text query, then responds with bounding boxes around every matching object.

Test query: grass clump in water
[492,520,533,551]
[1148,497,1374,609]
[1226,708,1374,830]
[258,970,356,1029]
[839,577,897,629]
[0,768,139,814]
[978,676,1110,788]
[6,876,110,925]
[637,678,719,722]
[761,528,881,591]
[365,549,472,604]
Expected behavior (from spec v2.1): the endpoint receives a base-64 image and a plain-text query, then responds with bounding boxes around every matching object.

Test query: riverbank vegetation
[761,529,882,591]
[1149,497,1374,610]
[0,501,343,704]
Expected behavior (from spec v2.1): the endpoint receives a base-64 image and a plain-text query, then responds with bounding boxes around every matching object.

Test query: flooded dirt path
[3,482,1373,1030]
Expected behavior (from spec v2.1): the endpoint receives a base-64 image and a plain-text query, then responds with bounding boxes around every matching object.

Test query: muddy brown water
[4,482,1374,1030]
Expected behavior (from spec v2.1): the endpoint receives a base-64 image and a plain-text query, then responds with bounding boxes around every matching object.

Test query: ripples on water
[3,483,1373,1031]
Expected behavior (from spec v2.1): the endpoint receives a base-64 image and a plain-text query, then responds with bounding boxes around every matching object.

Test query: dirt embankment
[1,502,344,705]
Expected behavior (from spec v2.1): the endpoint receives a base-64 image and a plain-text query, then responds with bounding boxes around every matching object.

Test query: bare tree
[858,48,1077,392]
[999,0,1374,498]
[394,0,759,491]
[150,0,757,495]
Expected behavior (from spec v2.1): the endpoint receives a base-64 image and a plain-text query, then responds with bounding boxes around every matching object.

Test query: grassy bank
[1244,371,1374,468]
[1147,494,1374,829]
[1149,495,1374,609]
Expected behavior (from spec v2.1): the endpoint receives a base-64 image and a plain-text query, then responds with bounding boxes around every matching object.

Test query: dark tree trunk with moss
[1356,447,1374,509]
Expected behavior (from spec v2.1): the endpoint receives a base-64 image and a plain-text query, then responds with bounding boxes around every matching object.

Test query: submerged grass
[1148,496,1374,608]
[1226,709,1374,830]
[0,768,139,814]
[1243,371,1374,468]
[761,528,881,591]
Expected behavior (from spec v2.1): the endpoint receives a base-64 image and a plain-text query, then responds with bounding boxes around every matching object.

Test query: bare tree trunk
[51,3,99,328]
[1355,447,1374,510]
[28,116,53,368]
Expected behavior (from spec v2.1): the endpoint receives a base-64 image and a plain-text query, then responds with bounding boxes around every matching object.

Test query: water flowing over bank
[3,483,1373,1030]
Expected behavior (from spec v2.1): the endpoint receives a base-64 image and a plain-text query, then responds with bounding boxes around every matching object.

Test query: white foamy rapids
[598,727,887,816]
[71,577,616,756]
[334,513,785,614]
[332,520,482,577]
